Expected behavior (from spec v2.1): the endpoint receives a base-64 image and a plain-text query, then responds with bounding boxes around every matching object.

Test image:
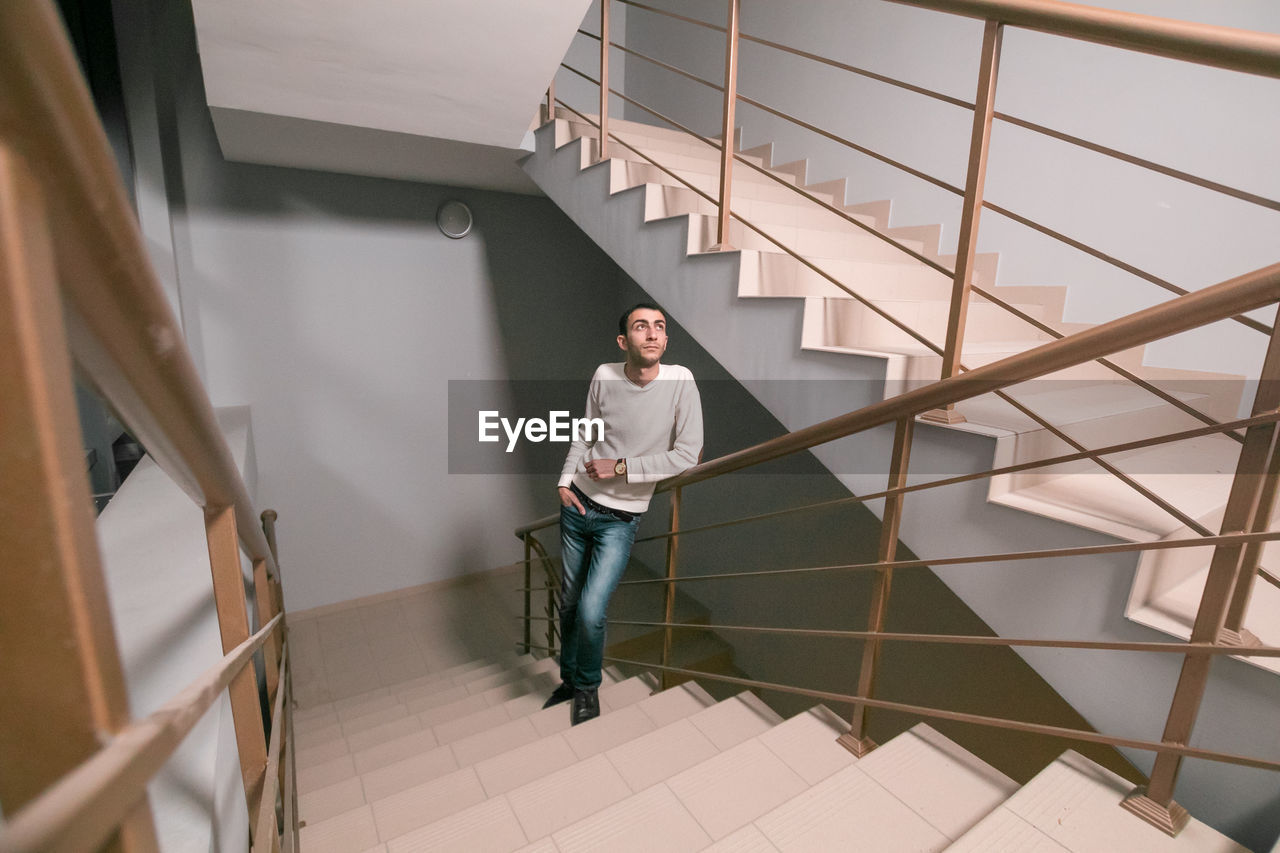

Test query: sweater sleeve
[558,371,601,488]
[626,373,703,483]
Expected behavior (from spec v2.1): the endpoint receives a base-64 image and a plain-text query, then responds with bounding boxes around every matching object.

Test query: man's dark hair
[618,302,666,337]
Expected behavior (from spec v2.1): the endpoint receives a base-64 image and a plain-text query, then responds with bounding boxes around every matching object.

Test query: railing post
[0,145,160,851]
[1222,431,1280,643]
[598,0,610,160]
[206,505,269,821]
[260,509,285,671]
[708,0,741,252]
[661,487,683,690]
[544,80,557,125]
[1122,323,1280,835]
[922,20,1003,425]
[839,416,914,756]
[253,558,280,700]
[522,535,533,654]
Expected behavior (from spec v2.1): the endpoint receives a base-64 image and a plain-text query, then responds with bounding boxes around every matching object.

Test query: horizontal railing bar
[611,43,724,92]
[738,93,964,196]
[516,530,1280,594]
[739,32,974,110]
[252,644,289,853]
[982,200,1272,335]
[0,614,283,853]
[535,616,1280,657]
[629,411,1280,546]
[727,147,954,274]
[971,284,1246,441]
[614,0,726,34]
[557,67,724,157]
[887,0,1280,79]
[993,112,1280,214]
[661,262,1280,490]
[524,644,1280,772]
[1,0,280,579]
[989,387,1213,535]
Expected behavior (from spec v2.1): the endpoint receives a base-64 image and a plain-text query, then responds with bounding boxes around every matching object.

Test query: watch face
[614,459,626,475]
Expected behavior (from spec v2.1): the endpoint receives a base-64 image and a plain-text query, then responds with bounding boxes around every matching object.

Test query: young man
[547,302,703,725]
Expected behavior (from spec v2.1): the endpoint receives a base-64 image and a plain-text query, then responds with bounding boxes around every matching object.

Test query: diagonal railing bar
[739,32,975,110]
[553,97,947,357]
[0,614,284,853]
[738,92,964,196]
[576,27,601,40]
[989,387,1213,535]
[993,112,1280,214]
[559,65,724,155]
[1259,567,1280,591]
[524,645,1280,773]
[726,140,952,273]
[971,283,1246,441]
[559,96,1233,531]
[613,0,726,34]
[626,411,1280,548]
[513,528,1280,595]
[541,616,1280,658]
[982,200,1272,335]
[611,42,725,92]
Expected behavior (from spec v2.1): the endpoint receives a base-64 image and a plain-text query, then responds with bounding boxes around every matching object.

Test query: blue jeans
[558,502,641,689]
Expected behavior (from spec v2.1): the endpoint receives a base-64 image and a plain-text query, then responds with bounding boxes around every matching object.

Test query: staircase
[293,653,1246,851]
[518,110,1280,841]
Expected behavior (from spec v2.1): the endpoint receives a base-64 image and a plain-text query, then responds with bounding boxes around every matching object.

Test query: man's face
[617,308,668,367]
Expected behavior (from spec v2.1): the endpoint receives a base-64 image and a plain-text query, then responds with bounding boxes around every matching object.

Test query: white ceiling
[190,0,592,191]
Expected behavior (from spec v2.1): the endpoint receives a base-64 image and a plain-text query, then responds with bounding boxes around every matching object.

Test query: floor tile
[507,753,633,841]
[605,718,719,793]
[667,738,806,840]
[552,783,710,853]
[371,766,488,840]
[361,743,459,802]
[384,795,528,853]
[299,804,379,853]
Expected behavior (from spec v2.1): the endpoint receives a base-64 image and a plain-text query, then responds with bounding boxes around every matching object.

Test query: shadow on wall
[491,252,1142,787]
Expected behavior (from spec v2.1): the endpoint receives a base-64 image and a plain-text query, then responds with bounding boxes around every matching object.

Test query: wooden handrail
[888,0,1280,78]
[0,0,278,579]
[0,615,283,853]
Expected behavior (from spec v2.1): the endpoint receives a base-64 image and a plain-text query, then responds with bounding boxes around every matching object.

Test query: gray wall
[620,0,1280,379]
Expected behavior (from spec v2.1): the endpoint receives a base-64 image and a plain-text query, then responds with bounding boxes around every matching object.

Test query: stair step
[947,750,1250,852]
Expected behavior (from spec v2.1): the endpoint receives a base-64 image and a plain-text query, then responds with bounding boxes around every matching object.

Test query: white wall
[622,0,1280,378]
[115,0,653,614]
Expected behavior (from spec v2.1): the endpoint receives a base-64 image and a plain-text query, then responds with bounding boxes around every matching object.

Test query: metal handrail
[0,615,283,853]
[253,646,290,853]
[888,0,1280,78]
[0,0,279,579]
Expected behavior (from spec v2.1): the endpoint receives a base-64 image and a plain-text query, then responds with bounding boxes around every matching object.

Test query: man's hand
[559,486,585,515]
[584,459,619,481]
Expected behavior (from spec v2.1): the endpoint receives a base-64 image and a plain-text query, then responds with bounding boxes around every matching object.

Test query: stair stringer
[522,121,1280,846]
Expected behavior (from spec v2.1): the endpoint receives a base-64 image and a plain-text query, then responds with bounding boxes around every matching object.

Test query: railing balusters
[523,535,533,654]
[1223,437,1280,643]
[205,506,269,821]
[840,416,915,756]
[598,0,611,160]
[710,0,741,251]
[925,20,1003,423]
[253,558,281,701]
[661,487,683,690]
[1123,319,1280,835]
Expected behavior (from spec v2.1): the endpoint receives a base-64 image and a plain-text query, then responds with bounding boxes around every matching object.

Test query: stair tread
[949,750,1250,852]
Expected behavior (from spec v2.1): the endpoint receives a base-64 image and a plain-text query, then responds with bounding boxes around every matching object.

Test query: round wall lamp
[437,200,473,239]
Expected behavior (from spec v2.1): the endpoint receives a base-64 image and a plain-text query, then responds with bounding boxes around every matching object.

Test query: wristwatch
[614,458,627,477]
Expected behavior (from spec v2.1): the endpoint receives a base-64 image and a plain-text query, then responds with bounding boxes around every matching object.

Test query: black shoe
[542,681,575,709]
[571,687,599,726]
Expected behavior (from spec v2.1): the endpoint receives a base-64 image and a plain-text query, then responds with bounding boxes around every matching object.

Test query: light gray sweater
[558,362,703,512]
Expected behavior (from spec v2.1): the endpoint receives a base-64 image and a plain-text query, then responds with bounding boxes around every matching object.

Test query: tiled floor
[289,564,526,709]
